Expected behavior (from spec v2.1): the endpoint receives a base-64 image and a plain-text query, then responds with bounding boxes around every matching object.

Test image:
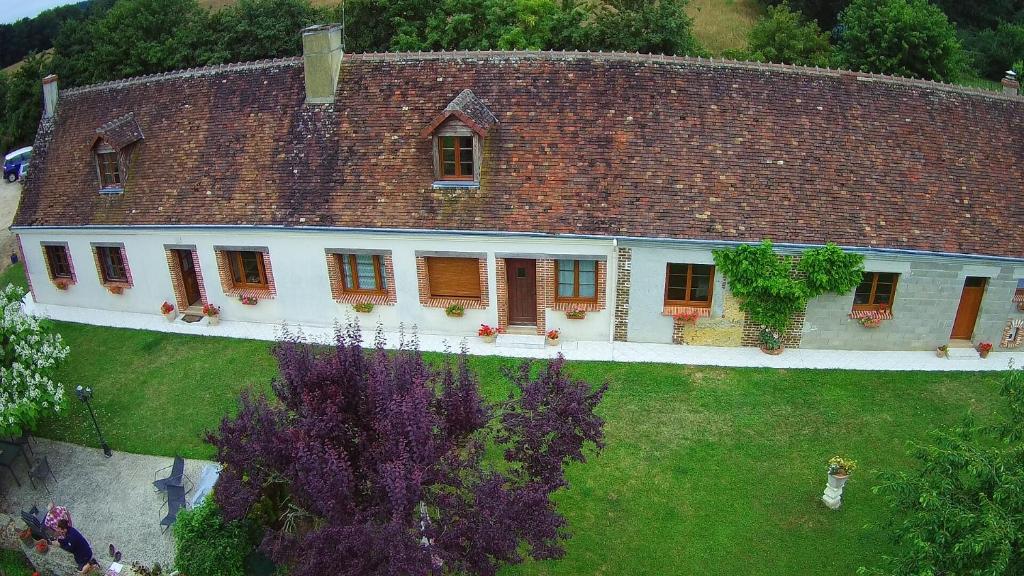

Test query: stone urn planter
[936,345,948,358]
[207,315,220,326]
[827,473,849,490]
[480,334,496,344]
[163,311,177,323]
[545,337,560,346]
[822,456,857,510]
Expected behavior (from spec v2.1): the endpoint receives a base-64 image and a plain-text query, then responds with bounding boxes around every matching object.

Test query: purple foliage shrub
[208,324,607,576]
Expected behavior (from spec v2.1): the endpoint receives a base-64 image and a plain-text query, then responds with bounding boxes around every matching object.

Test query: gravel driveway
[0,179,22,272]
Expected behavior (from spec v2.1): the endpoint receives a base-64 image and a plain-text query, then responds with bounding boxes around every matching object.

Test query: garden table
[0,440,25,487]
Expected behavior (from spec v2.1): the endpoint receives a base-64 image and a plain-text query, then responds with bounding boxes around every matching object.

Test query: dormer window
[439,135,474,180]
[93,113,144,193]
[420,89,497,187]
[96,144,122,189]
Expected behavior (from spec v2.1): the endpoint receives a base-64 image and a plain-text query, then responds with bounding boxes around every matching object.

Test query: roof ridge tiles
[62,56,303,97]
[59,50,1020,103]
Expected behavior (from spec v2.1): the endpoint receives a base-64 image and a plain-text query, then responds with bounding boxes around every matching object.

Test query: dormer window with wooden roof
[93,113,144,193]
[420,89,497,187]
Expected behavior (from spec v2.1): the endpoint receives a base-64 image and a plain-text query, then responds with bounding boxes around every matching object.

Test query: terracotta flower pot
[760,345,783,356]
[827,473,849,490]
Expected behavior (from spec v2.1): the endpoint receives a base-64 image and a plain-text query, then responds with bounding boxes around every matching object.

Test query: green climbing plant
[712,241,864,334]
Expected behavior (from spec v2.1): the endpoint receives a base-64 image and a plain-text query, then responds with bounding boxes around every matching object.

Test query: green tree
[961,21,1024,81]
[174,499,252,576]
[861,369,1024,575]
[837,0,967,82]
[763,0,850,30]
[0,53,49,154]
[575,0,705,56]
[747,2,833,66]
[204,0,322,64]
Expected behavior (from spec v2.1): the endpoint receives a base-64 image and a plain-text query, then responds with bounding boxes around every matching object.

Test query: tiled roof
[16,52,1024,259]
[95,112,144,150]
[420,89,499,137]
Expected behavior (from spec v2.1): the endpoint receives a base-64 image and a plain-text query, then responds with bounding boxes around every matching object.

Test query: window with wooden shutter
[97,246,128,283]
[426,257,481,298]
[44,245,73,279]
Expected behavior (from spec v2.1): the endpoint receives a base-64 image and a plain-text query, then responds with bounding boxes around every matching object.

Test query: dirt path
[0,179,22,272]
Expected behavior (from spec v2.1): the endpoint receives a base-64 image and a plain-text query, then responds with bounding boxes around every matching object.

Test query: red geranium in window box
[239,295,258,305]
[673,310,700,323]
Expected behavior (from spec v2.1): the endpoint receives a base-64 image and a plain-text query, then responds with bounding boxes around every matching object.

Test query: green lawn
[3,263,1008,575]
[0,549,33,576]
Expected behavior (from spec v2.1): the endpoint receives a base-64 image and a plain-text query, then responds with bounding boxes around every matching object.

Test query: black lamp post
[75,385,112,457]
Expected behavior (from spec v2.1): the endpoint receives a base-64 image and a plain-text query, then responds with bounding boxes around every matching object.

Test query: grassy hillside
[686,0,764,55]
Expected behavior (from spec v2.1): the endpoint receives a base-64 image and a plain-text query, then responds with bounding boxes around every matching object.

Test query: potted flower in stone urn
[823,455,857,509]
[546,329,560,346]
[160,301,176,322]
[977,341,993,359]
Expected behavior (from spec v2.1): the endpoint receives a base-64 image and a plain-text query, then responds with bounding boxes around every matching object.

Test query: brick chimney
[1003,71,1019,96]
[302,24,343,104]
[42,74,58,118]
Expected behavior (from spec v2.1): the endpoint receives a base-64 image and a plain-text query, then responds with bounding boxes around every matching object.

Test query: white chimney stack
[1003,70,1019,96]
[302,24,343,104]
[42,74,58,118]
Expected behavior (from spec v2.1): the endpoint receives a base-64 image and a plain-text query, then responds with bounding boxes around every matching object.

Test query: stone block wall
[802,258,1022,351]
[680,284,744,346]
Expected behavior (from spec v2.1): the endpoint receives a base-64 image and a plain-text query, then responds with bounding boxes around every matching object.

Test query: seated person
[51,518,100,575]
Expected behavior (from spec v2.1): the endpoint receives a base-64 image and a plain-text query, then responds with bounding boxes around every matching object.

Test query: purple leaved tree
[208,324,607,576]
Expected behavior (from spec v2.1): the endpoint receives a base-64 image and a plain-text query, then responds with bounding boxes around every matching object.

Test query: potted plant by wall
[673,310,700,324]
[445,303,465,318]
[108,285,124,295]
[34,539,48,554]
[54,279,69,291]
[565,307,587,320]
[546,329,560,346]
[239,295,258,306]
[977,341,993,358]
[203,303,220,326]
[478,324,498,343]
[827,455,857,490]
[858,316,883,328]
[758,327,783,355]
[18,528,32,543]
[160,301,176,322]
[936,344,949,358]
[352,301,374,314]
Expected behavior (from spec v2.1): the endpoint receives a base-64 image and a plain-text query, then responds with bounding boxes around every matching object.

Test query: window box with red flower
[239,295,258,306]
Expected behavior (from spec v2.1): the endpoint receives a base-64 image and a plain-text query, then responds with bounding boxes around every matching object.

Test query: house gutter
[11,224,1024,264]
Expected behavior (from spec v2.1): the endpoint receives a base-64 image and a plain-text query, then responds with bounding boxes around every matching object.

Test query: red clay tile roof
[95,112,144,151]
[16,52,1024,259]
[420,88,499,137]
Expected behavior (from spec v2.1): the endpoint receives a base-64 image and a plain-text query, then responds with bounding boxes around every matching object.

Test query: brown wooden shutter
[427,257,481,298]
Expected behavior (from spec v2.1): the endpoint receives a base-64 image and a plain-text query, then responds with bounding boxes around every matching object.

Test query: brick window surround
[496,256,606,336]
[416,252,489,310]
[1001,318,1024,349]
[214,246,276,300]
[164,245,209,312]
[41,241,77,287]
[325,249,397,306]
[16,235,37,302]
[91,242,133,289]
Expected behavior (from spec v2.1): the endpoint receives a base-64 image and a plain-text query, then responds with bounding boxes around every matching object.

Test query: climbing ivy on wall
[712,241,865,334]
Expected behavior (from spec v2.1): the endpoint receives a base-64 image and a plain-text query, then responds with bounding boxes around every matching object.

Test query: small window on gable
[853,272,898,311]
[438,135,475,180]
[96,143,122,189]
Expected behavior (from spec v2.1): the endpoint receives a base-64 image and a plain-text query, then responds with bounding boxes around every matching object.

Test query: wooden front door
[175,250,202,307]
[950,277,986,340]
[506,259,537,326]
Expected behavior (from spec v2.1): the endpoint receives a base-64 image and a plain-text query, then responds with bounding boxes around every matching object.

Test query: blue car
[4,146,32,182]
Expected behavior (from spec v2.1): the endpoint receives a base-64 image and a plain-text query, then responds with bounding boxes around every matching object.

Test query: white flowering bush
[0,284,69,435]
